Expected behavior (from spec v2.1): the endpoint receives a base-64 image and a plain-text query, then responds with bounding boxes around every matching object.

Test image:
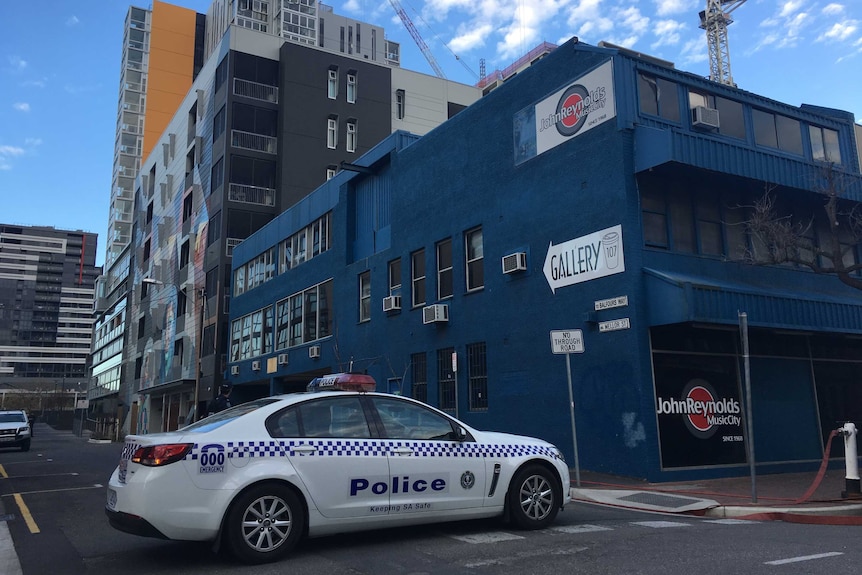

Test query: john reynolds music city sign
[513,60,616,165]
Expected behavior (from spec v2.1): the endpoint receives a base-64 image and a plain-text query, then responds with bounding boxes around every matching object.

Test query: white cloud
[0,144,26,171]
[818,20,858,42]
[779,0,804,18]
[653,0,693,17]
[652,19,684,48]
[342,0,361,13]
[66,15,79,26]
[449,23,494,52]
[822,3,845,16]
[7,55,27,71]
[13,102,30,112]
[678,37,707,66]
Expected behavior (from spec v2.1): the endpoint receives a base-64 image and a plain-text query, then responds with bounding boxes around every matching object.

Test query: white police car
[106,373,571,564]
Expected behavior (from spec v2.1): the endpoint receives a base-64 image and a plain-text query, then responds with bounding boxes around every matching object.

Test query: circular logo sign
[555,85,590,136]
[681,379,719,439]
[460,471,475,490]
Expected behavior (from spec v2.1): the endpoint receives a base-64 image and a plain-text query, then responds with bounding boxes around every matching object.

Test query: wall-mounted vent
[230,365,239,375]
[692,106,720,130]
[309,345,321,359]
[422,304,449,324]
[383,295,401,312]
[252,360,261,371]
[278,353,289,365]
[502,252,527,274]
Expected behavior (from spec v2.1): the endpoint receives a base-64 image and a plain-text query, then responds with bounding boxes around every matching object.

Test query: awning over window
[643,268,862,333]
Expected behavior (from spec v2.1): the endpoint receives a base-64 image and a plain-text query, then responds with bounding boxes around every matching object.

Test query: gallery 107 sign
[513,60,616,165]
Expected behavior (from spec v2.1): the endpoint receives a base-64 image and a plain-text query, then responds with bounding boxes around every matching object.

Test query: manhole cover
[617,492,703,508]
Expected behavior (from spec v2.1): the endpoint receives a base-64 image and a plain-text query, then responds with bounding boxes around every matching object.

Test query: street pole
[193,287,205,421]
[739,311,756,503]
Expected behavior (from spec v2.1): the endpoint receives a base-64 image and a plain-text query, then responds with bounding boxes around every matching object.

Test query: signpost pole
[565,352,581,487]
[739,311,756,503]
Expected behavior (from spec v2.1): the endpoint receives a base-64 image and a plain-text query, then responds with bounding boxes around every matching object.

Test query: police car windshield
[0,413,26,423]
[182,398,280,432]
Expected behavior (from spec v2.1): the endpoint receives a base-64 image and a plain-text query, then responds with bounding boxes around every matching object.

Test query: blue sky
[2,0,860,267]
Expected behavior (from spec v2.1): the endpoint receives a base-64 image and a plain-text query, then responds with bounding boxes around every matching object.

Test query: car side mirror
[455,426,468,442]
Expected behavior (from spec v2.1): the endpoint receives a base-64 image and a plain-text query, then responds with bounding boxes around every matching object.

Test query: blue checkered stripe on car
[185,440,556,461]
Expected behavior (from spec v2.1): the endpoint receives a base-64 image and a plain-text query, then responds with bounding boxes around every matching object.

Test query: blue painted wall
[229,38,862,481]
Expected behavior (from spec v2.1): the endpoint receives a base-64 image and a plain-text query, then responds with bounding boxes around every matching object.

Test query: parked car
[106,373,571,564]
[0,409,32,451]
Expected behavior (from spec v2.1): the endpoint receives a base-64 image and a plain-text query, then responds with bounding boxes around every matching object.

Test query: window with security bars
[467,342,487,411]
[437,347,455,410]
[411,352,426,403]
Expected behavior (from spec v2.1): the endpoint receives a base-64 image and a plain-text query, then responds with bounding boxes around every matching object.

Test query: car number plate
[118,458,128,484]
[0,436,15,441]
[107,488,117,510]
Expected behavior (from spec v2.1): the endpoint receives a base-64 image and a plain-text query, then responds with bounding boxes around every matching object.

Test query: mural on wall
[514,60,616,165]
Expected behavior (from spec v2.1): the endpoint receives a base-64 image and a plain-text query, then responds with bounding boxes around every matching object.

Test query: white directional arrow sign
[543,225,625,293]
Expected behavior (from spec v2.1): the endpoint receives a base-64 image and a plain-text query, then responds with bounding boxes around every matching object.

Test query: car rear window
[181,398,281,432]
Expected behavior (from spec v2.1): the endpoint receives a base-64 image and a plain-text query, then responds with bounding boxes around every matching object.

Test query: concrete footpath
[571,467,862,525]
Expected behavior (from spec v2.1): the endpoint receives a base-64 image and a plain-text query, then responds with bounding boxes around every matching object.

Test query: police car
[106,373,571,564]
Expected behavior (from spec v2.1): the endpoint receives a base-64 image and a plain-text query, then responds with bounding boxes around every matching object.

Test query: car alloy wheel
[508,464,560,529]
[226,483,304,564]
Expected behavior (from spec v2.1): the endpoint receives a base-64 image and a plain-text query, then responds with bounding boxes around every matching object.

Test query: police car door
[274,396,389,519]
[370,396,487,514]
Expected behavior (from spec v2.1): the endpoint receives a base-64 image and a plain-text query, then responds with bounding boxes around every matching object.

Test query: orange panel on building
[142,0,199,161]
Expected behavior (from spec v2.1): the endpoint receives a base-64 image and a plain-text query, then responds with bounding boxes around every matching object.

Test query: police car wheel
[225,483,304,564]
[507,464,560,530]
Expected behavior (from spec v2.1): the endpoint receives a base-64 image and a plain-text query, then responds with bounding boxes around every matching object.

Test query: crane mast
[388,0,447,79]
[699,0,746,86]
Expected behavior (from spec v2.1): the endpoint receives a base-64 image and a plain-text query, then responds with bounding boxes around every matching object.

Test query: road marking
[0,465,6,479]
[12,494,39,534]
[765,552,843,565]
[449,531,524,544]
[631,521,692,528]
[704,519,755,525]
[551,524,613,534]
[0,473,79,480]
[0,485,103,497]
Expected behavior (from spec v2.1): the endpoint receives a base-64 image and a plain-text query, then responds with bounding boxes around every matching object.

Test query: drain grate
[617,492,704,509]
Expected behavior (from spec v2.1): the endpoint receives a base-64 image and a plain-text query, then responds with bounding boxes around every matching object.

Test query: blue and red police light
[307,373,377,392]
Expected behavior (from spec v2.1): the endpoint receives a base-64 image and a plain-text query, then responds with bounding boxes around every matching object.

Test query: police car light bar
[307,373,377,393]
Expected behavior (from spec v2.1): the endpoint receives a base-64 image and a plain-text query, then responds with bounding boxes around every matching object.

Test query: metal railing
[233,78,279,104]
[228,183,276,206]
[231,130,277,154]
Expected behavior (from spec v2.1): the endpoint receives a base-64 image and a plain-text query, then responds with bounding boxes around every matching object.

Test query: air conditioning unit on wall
[230,365,239,375]
[278,353,289,365]
[383,295,401,312]
[692,106,720,130]
[422,304,449,324]
[252,360,261,371]
[502,252,527,274]
[309,345,321,359]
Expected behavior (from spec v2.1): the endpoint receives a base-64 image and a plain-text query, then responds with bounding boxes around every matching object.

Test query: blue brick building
[227,38,862,481]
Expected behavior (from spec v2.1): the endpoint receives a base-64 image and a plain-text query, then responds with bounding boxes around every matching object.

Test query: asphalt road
[1,425,861,575]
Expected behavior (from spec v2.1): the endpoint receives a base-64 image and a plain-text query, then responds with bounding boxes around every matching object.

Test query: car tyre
[225,483,304,564]
[507,464,560,530]
[20,439,30,452]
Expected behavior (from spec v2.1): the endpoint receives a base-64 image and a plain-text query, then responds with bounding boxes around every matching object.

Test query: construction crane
[388,0,447,79]
[699,0,747,86]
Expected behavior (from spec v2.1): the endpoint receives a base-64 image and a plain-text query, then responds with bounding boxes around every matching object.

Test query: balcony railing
[233,78,279,104]
[228,183,276,206]
[231,130,277,154]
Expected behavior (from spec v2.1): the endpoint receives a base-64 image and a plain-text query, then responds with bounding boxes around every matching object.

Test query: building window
[395,89,405,119]
[207,210,222,246]
[347,72,356,103]
[346,120,357,153]
[182,193,193,222]
[213,105,226,142]
[467,342,488,411]
[641,189,669,248]
[411,249,425,307]
[210,157,224,195]
[695,196,724,256]
[327,117,338,149]
[411,352,427,403]
[436,238,453,299]
[465,227,484,292]
[437,348,456,410]
[689,90,746,140]
[274,280,333,350]
[359,270,371,322]
[215,56,229,92]
[388,258,401,295]
[753,109,803,155]
[638,73,680,123]
[809,125,841,164]
[327,68,338,99]
[180,240,190,268]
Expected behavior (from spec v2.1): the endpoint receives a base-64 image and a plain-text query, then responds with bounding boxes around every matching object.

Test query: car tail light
[131,444,193,467]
